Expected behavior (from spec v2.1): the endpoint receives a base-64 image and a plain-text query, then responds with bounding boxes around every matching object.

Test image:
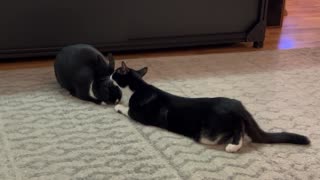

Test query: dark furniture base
[0,0,268,60]
[267,0,286,27]
[253,41,264,48]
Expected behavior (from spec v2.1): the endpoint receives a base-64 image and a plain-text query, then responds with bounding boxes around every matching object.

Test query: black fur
[112,62,310,152]
[54,44,121,104]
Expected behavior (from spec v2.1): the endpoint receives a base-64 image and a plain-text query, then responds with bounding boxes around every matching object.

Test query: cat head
[94,53,122,104]
[111,61,148,88]
[97,78,122,104]
[100,53,115,75]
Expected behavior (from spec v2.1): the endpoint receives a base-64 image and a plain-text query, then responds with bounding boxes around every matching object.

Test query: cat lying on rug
[54,44,121,104]
[111,62,310,153]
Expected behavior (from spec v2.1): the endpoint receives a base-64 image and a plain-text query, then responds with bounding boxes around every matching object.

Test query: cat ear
[136,67,148,77]
[121,61,129,74]
[97,54,113,69]
[107,53,115,70]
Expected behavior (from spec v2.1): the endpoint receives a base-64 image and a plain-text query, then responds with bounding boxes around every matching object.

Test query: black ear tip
[121,61,128,69]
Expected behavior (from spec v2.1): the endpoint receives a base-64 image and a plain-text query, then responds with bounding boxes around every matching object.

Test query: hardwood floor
[1,0,320,70]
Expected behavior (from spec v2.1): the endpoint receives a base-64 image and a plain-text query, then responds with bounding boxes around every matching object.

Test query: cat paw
[225,144,241,153]
[115,104,123,113]
[114,104,129,116]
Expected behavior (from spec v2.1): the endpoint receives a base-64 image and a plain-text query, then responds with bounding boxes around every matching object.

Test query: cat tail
[240,107,310,145]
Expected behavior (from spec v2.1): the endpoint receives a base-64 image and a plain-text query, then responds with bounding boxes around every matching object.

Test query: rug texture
[0,48,320,180]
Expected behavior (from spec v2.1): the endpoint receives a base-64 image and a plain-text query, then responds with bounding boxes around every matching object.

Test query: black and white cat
[111,62,310,153]
[54,44,121,104]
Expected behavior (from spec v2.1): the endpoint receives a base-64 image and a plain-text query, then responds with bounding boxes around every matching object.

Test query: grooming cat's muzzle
[103,81,122,105]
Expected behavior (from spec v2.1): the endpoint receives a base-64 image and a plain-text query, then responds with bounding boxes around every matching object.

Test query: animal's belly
[166,110,202,139]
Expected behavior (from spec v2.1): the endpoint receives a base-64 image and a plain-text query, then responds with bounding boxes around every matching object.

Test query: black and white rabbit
[54,44,121,104]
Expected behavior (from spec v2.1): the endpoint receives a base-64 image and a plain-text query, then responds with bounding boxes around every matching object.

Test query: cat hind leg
[225,130,243,153]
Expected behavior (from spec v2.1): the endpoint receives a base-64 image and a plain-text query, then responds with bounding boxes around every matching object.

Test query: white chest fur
[119,86,133,106]
[110,74,133,106]
[89,81,98,99]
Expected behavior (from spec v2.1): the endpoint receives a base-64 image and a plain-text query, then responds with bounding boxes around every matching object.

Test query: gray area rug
[0,48,320,180]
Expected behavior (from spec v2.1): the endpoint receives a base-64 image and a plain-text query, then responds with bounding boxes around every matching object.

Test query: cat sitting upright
[54,44,121,104]
[111,62,310,153]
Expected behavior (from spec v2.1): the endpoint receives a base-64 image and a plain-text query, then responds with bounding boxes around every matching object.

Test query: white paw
[115,104,123,113]
[114,104,129,116]
[225,144,241,153]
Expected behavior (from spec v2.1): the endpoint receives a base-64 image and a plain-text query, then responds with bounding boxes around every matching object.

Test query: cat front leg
[115,104,129,117]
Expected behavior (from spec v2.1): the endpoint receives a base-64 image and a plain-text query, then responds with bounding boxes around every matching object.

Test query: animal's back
[54,44,105,91]
[136,85,239,138]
